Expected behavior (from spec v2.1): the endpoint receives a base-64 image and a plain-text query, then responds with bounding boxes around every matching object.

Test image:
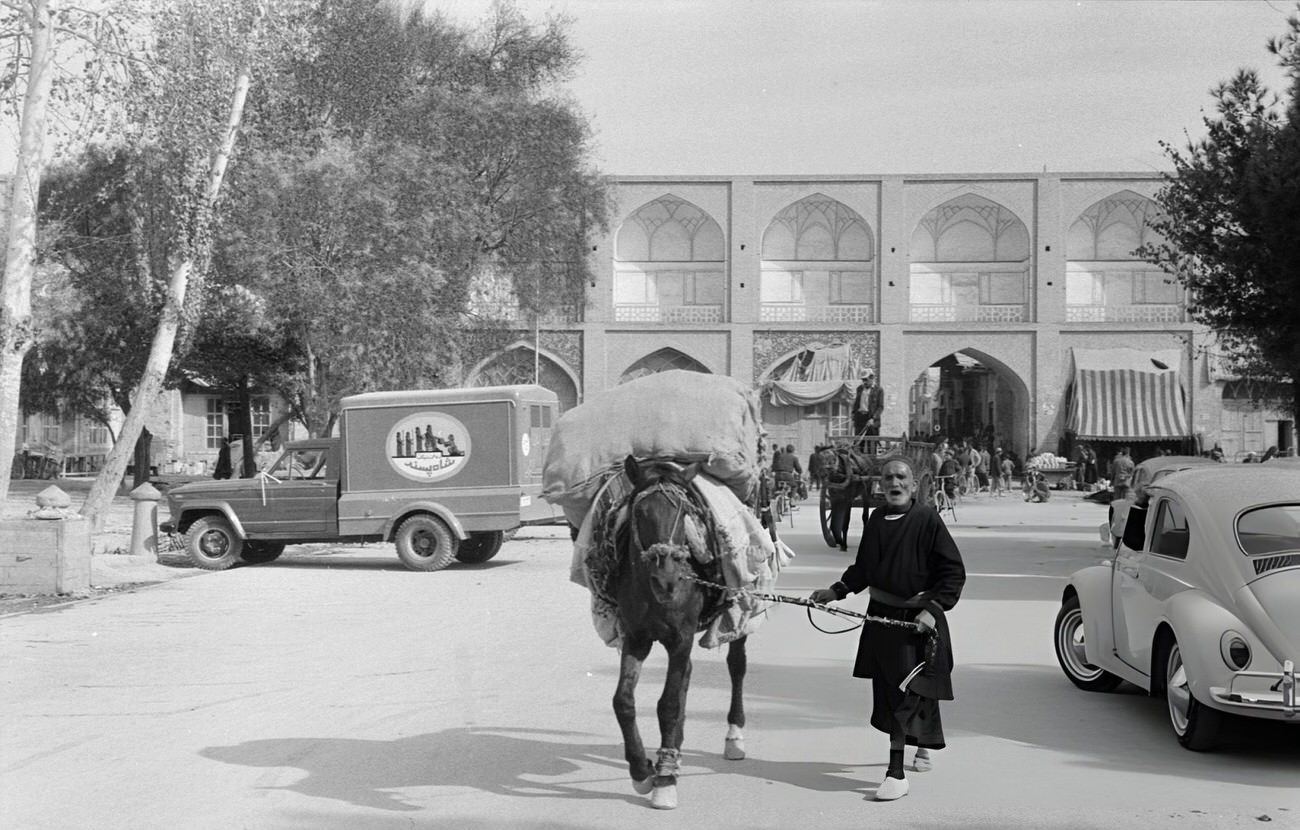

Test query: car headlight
[1220,631,1252,671]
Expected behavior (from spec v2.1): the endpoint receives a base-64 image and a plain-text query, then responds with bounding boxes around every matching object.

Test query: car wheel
[240,542,285,564]
[455,530,504,564]
[185,516,243,571]
[1053,595,1123,692]
[394,515,457,572]
[1164,638,1222,751]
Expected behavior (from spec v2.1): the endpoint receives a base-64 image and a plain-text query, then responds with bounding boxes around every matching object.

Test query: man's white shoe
[912,750,932,772]
[876,776,909,801]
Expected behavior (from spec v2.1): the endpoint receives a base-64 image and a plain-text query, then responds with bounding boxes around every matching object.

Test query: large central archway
[907,348,1030,459]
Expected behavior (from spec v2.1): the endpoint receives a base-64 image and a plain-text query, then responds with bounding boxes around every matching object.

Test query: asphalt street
[2,490,1298,830]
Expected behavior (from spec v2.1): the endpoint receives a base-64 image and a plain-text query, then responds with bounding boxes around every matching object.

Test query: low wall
[0,519,92,595]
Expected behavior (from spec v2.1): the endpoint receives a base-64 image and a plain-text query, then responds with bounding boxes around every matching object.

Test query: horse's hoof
[650,783,678,809]
[632,776,654,795]
[724,737,746,760]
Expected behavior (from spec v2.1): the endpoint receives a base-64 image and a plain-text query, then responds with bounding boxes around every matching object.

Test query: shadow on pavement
[201,726,873,812]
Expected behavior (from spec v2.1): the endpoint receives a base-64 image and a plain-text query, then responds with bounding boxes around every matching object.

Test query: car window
[1149,498,1190,560]
[269,449,327,480]
[1237,505,1300,556]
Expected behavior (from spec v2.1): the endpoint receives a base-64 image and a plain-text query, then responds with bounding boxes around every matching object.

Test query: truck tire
[395,515,458,571]
[186,516,243,570]
[240,542,286,564]
[455,530,504,564]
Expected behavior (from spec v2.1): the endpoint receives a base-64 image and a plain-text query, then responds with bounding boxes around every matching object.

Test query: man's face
[880,460,914,508]
[863,375,875,387]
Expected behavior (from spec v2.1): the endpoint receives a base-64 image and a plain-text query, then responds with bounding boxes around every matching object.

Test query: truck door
[239,446,339,538]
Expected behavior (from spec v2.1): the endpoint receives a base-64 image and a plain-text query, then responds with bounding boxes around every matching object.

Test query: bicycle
[931,474,958,521]
[773,480,798,527]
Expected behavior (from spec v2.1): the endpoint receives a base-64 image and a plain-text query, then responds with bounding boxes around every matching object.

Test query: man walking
[810,456,966,801]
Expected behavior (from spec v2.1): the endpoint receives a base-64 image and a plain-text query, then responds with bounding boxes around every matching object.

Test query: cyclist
[773,443,805,501]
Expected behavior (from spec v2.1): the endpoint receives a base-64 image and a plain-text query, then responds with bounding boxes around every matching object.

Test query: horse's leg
[650,637,693,810]
[613,635,656,794]
[724,636,747,760]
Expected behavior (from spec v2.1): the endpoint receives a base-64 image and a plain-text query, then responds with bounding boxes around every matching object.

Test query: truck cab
[161,385,562,572]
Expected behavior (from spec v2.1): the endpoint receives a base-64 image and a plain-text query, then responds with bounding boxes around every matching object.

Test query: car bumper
[1211,659,1298,718]
[160,521,177,534]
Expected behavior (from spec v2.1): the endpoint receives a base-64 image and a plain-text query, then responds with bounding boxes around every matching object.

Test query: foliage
[1140,8,1300,418]
[202,0,608,431]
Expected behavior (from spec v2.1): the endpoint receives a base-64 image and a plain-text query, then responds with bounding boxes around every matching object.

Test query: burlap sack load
[542,370,763,526]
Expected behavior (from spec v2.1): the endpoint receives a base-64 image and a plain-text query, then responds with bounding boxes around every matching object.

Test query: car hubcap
[412,531,435,558]
[1059,609,1102,680]
[1167,644,1191,733]
[200,531,229,557]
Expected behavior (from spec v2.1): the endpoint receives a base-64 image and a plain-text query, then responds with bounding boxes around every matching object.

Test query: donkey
[612,455,748,810]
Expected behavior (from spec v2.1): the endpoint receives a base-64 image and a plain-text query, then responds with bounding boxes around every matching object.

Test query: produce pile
[1025,452,1073,471]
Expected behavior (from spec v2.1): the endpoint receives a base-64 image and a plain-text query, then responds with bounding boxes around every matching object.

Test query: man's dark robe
[834,501,965,747]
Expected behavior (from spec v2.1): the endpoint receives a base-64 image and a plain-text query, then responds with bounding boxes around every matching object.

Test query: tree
[79,0,302,527]
[0,0,143,500]
[1141,9,1300,423]
[208,0,607,431]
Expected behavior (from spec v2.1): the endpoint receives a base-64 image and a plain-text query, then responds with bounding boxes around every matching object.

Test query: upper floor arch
[1067,190,1167,261]
[615,194,725,262]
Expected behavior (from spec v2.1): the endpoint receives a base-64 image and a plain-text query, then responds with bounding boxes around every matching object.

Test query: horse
[817,444,878,550]
[612,455,748,810]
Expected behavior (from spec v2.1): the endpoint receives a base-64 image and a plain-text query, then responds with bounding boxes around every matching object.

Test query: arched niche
[466,344,580,412]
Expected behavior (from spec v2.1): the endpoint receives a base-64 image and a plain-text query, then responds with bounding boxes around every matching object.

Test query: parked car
[1101,454,1217,547]
[1056,465,1299,750]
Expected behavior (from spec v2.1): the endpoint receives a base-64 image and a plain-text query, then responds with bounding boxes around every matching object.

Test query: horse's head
[621,456,711,595]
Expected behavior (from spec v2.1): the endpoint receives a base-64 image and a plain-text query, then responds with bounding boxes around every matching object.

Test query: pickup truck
[161,385,562,571]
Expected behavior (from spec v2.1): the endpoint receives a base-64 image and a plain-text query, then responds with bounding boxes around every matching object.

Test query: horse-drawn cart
[817,433,936,548]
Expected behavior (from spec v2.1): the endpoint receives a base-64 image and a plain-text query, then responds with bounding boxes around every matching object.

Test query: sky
[2,1,1294,177]
[437,0,1296,176]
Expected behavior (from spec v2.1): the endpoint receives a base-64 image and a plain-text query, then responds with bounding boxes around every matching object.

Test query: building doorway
[909,350,1027,457]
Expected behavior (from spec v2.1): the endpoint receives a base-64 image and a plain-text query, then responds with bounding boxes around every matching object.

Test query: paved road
[2,492,1298,829]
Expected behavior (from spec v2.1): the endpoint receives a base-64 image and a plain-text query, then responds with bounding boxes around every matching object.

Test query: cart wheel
[819,487,837,547]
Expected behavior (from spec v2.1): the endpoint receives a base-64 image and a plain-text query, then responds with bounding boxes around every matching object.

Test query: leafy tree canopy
[1141,8,1300,417]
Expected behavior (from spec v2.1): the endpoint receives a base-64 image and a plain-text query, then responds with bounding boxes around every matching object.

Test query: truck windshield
[270,448,330,481]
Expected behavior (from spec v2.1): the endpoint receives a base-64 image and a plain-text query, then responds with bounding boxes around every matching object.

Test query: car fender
[1159,590,1245,705]
[1065,564,1115,667]
[171,503,248,539]
[381,501,467,541]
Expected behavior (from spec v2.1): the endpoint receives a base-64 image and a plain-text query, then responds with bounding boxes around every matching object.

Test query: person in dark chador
[810,456,966,802]
[213,437,233,480]
[852,370,885,438]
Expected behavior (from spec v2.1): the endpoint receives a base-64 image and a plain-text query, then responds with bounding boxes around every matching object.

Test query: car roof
[1146,465,1300,511]
[1135,454,1216,475]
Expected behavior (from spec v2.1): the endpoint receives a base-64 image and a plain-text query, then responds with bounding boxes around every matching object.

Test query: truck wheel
[395,515,458,571]
[456,530,504,564]
[240,542,285,564]
[186,516,243,570]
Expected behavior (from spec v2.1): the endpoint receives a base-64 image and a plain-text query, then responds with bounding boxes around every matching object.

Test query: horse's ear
[624,455,642,485]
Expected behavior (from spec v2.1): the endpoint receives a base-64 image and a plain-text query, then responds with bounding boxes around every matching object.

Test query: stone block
[0,518,92,595]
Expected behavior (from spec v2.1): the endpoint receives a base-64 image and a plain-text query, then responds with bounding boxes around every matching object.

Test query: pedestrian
[213,437,233,480]
[852,370,885,441]
[1110,446,1135,500]
[809,456,966,801]
[808,446,826,491]
[999,452,1014,494]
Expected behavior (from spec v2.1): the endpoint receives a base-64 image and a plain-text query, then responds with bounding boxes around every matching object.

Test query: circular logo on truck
[386,412,471,482]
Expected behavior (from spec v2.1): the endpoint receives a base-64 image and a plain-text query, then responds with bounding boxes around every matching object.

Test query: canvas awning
[1066,348,1191,440]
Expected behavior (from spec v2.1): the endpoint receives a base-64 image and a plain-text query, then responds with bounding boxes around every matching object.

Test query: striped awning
[1067,348,1191,440]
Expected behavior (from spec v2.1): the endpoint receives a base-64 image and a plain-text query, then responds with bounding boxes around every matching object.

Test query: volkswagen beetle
[1055,465,1299,750]
[1100,454,1218,547]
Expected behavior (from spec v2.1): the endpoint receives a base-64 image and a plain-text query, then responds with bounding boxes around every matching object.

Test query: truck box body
[336,385,561,537]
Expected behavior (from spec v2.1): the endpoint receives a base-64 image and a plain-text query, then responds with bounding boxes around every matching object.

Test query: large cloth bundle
[542,370,763,526]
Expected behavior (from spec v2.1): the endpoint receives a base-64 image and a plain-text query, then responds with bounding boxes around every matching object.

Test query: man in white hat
[852,370,885,438]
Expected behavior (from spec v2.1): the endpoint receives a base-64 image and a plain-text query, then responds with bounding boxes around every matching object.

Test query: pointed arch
[619,348,711,384]
[761,194,874,261]
[615,194,725,262]
[910,194,1029,263]
[465,343,580,412]
[1067,190,1167,261]
[759,194,876,323]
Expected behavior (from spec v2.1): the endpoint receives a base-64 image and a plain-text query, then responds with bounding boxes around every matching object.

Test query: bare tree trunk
[80,58,257,530]
[0,0,54,503]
